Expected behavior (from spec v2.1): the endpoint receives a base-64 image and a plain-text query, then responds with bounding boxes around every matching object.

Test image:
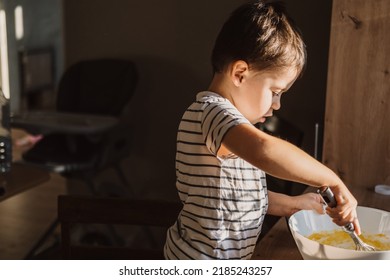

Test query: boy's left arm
[267,191,324,217]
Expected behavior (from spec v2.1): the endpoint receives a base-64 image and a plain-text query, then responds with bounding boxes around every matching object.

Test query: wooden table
[252,186,390,260]
[0,162,50,202]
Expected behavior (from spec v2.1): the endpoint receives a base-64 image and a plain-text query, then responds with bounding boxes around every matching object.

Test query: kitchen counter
[252,186,390,260]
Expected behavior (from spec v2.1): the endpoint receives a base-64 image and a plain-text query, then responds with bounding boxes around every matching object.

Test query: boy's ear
[230,60,249,86]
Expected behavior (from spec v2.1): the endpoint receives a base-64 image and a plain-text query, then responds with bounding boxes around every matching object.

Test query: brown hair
[211,0,306,76]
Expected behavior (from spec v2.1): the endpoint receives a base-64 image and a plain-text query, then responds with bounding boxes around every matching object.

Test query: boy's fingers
[353,218,361,235]
[317,204,326,214]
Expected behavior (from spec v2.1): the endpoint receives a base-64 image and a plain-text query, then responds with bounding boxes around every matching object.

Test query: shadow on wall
[118,55,206,201]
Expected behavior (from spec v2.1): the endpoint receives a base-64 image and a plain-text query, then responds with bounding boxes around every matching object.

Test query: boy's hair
[211,0,306,75]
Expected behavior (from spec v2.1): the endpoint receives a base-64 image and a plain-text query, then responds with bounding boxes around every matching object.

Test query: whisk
[318,187,376,251]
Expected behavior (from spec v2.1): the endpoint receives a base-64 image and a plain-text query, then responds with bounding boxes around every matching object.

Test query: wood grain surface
[323,0,390,189]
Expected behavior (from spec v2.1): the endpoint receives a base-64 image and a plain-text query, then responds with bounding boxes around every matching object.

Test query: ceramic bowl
[288,206,390,259]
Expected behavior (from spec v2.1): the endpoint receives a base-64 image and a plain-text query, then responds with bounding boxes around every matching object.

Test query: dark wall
[284,0,333,160]
[61,0,332,199]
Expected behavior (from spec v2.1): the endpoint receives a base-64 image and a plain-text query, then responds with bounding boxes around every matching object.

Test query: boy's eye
[272,91,281,97]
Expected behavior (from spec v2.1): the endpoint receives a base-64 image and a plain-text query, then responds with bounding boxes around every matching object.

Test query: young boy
[164,0,359,260]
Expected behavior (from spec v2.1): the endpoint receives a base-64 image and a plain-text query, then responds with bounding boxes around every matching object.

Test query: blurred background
[0,0,332,200]
[0,0,335,259]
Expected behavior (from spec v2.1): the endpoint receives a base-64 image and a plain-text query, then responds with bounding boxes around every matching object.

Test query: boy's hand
[294,192,325,215]
[325,185,361,235]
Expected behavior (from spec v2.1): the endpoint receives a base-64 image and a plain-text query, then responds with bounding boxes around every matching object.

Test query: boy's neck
[208,72,236,104]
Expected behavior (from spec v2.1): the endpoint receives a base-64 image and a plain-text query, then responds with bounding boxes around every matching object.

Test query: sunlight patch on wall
[14,5,24,40]
[0,10,10,98]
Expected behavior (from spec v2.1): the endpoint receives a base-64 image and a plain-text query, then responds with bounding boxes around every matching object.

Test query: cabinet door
[323,0,390,189]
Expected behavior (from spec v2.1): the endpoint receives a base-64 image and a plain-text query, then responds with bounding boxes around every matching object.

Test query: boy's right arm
[221,123,360,234]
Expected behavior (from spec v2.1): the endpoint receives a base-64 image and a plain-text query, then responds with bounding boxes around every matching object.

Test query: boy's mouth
[258,117,267,123]
[258,114,273,123]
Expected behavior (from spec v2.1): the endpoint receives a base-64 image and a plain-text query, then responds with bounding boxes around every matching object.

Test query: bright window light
[14,5,24,40]
[0,10,10,98]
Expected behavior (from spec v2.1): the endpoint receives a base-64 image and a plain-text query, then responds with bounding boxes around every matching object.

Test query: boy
[164,0,359,259]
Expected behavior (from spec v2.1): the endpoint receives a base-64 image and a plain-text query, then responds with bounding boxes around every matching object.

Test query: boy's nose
[272,97,281,110]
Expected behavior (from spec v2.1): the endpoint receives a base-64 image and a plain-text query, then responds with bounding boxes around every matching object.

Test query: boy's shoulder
[196,91,228,104]
[192,91,245,120]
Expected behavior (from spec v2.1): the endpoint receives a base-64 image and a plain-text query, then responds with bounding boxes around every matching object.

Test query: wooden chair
[58,195,182,260]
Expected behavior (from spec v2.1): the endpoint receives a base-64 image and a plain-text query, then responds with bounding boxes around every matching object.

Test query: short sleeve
[200,98,250,155]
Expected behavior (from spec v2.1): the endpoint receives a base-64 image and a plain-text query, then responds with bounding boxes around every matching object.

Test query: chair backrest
[56,59,138,117]
[58,195,182,260]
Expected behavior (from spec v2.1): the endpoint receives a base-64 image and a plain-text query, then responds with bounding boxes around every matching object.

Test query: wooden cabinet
[323,0,390,190]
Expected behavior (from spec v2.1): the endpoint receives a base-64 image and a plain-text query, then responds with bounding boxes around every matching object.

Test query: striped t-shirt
[164,91,268,260]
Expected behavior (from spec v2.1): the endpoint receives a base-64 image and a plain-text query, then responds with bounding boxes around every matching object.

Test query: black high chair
[11,58,138,258]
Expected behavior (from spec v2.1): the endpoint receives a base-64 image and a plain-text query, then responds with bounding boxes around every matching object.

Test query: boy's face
[233,67,298,124]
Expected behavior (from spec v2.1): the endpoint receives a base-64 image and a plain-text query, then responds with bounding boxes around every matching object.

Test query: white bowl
[288,206,390,259]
